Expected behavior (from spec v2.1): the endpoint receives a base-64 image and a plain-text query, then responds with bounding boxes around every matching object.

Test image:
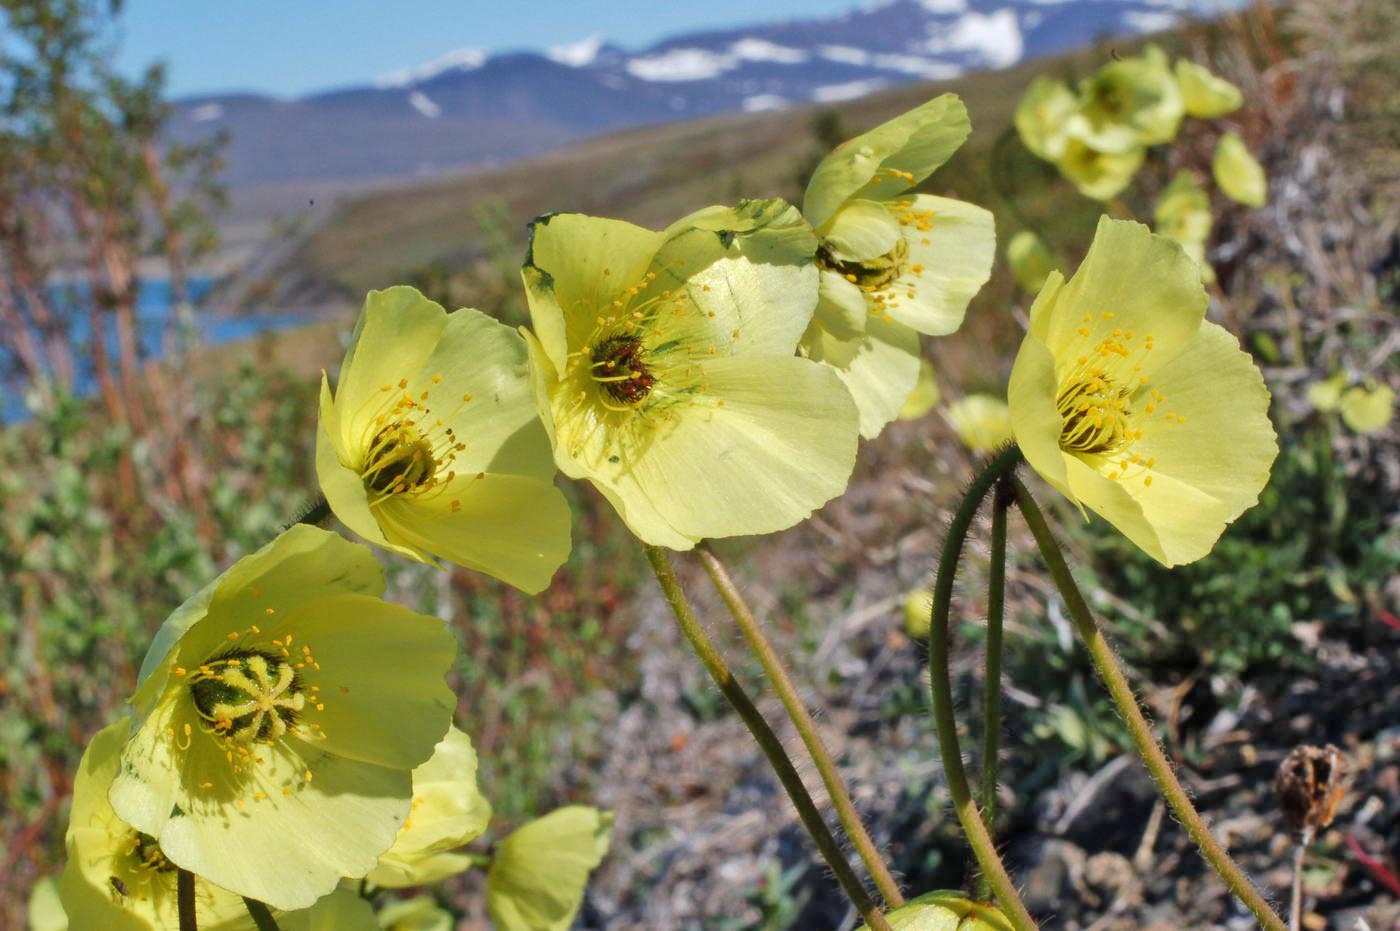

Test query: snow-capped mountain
[171,0,1237,187]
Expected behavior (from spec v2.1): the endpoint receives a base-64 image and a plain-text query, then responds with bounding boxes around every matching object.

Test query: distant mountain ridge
[171,0,1234,188]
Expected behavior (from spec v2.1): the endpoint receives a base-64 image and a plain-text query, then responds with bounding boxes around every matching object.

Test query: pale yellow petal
[809,316,922,439]
[882,195,995,336]
[378,472,572,594]
[820,199,901,262]
[1213,133,1267,207]
[628,355,859,542]
[1175,59,1243,118]
[804,94,970,227]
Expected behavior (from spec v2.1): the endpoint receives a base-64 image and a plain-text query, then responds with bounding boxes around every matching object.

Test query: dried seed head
[1275,744,1349,837]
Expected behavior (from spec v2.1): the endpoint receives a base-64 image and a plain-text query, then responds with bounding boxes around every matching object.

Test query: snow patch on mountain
[732,38,809,63]
[924,9,1023,69]
[627,37,809,81]
[920,0,968,12]
[189,103,223,123]
[627,48,732,81]
[818,45,871,66]
[549,34,606,67]
[743,94,789,111]
[376,47,487,88]
[813,79,888,103]
[408,91,441,119]
[1122,10,1179,31]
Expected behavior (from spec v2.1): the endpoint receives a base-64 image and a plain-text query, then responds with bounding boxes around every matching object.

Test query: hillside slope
[299,35,1126,298]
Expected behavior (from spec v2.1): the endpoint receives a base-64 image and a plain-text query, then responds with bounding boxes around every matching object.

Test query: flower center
[127,831,175,875]
[1053,314,1187,487]
[364,422,437,495]
[189,650,305,745]
[817,237,908,293]
[356,377,470,504]
[590,334,655,405]
[1056,372,1133,455]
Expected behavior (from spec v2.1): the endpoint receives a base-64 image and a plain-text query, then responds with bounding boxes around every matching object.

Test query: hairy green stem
[974,478,1012,902]
[928,447,1037,929]
[242,898,283,931]
[698,544,906,910]
[177,869,198,931]
[1011,476,1287,931]
[643,545,892,931]
[295,495,331,527]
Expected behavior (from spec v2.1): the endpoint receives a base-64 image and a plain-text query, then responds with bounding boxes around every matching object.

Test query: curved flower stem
[177,869,198,931]
[643,545,892,931]
[974,478,1012,902]
[294,495,331,527]
[928,446,1037,930]
[697,544,906,910]
[242,898,283,931]
[1010,476,1287,931]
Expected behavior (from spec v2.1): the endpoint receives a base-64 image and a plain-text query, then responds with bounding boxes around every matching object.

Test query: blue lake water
[2,277,316,423]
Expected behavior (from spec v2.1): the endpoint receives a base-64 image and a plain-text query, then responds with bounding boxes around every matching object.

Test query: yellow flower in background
[1008,218,1277,566]
[279,888,378,931]
[522,200,859,549]
[1014,76,1078,161]
[1154,171,1215,283]
[1340,382,1394,434]
[375,897,453,931]
[901,588,933,639]
[108,526,457,910]
[367,726,492,888]
[946,395,1014,454]
[27,876,67,931]
[1071,45,1184,154]
[855,889,1012,930]
[58,719,254,931]
[1006,230,1056,293]
[1213,133,1267,207]
[800,94,995,437]
[1056,137,1145,201]
[58,720,380,930]
[318,286,571,594]
[897,360,942,421]
[486,806,613,931]
[1307,371,1347,412]
[1175,59,1243,118]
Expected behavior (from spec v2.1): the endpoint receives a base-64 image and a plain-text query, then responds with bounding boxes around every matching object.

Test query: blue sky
[114,0,865,98]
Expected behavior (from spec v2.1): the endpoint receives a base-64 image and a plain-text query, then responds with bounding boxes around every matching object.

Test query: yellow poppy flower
[1307,372,1347,412]
[946,394,1014,454]
[1071,45,1184,155]
[522,201,859,548]
[1213,133,1267,207]
[486,806,613,931]
[1006,231,1056,293]
[1057,137,1145,201]
[855,889,1011,930]
[902,588,934,639]
[375,897,453,931]
[800,95,995,437]
[1340,383,1394,434]
[1154,171,1215,282]
[367,726,492,888]
[108,526,458,910]
[318,286,571,594]
[1008,217,1277,566]
[1175,59,1243,118]
[26,876,67,931]
[58,720,380,930]
[1014,76,1078,162]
